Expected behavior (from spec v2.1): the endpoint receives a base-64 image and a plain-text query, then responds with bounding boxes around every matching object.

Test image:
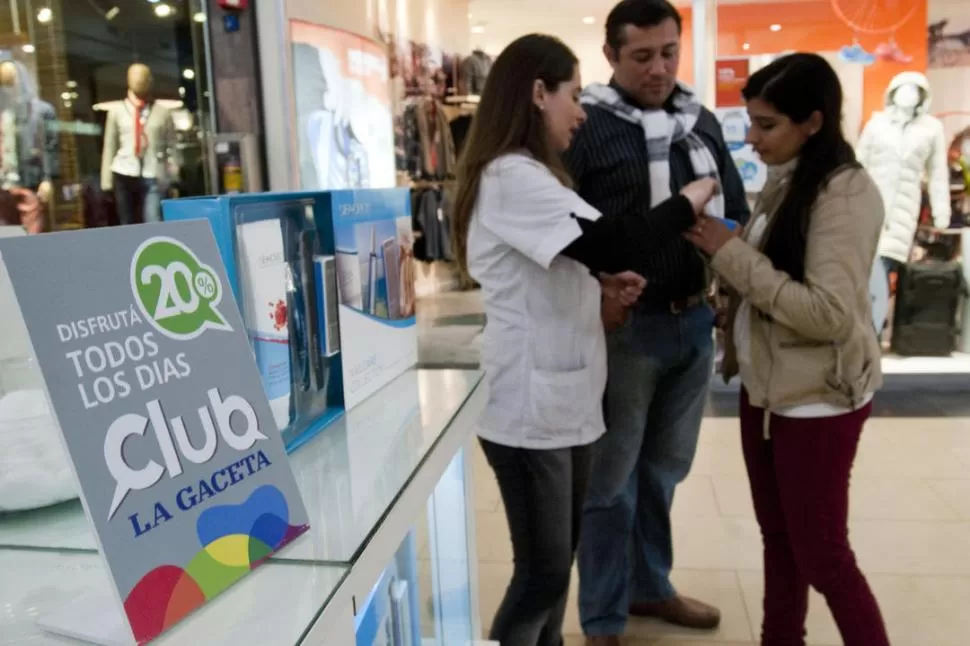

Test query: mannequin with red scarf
[100,64,178,225]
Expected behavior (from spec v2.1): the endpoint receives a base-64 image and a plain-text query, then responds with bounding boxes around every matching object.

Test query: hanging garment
[414,99,456,179]
[461,50,492,95]
[858,72,951,264]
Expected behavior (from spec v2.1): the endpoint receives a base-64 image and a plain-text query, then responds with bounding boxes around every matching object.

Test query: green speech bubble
[130,236,232,340]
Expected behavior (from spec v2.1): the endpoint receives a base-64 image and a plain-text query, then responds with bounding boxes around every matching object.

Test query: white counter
[0,368,485,645]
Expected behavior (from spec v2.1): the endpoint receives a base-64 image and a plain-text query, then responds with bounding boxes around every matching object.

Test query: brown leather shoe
[629,595,721,630]
[585,636,622,646]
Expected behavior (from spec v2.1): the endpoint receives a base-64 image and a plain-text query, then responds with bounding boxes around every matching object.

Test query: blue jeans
[579,304,714,637]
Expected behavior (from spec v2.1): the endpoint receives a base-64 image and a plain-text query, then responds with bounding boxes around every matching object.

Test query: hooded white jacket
[858,72,950,264]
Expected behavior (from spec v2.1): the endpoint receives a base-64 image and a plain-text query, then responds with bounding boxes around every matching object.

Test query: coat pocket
[529,368,592,437]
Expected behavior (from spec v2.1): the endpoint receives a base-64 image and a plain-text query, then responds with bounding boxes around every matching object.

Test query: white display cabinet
[0,369,486,646]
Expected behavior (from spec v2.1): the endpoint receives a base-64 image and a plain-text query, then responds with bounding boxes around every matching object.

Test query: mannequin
[0,60,58,209]
[101,63,178,225]
[859,72,951,335]
[460,49,492,95]
[858,71,951,267]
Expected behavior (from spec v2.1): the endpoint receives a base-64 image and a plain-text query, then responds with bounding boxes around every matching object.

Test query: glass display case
[0,368,486,645]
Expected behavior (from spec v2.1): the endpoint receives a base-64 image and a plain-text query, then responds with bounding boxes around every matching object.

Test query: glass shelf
[0,369,484,561]
[0,550,347,645]
[0,368,484,645]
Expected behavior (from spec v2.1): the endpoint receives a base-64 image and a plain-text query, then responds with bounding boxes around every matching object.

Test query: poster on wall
[715,106,767,194]
[0,222,310,644]
[715,58,750,108]
[291,21,396,192]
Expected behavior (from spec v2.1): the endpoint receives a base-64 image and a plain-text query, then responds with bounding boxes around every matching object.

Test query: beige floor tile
[712,474,959,522]
[926,479,970,520]
[672,516,763,572]
[672,475,721,521]
[739,570,970,646]
[691,428,748,477]
[475,510,513,563]
[850,519,970,576]
[853,425,970,480]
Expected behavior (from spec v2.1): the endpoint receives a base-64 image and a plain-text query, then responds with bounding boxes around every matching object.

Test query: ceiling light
[582,16,595,25]
[193,11,206,23]
[66,80,77,88]
[64,101,72,108]
[154,3,173,18]
[105,6,120,20]
[742,42,751,51]
[61,91,71,100]
[471,24,485,34]
[179,87,186,97]
[22,44,35,54]
[182,68,196,80]
[769,24,782,32]
[37,7,53,23]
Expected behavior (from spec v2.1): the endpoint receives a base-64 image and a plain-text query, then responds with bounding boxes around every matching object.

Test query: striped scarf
[582,82,725,219]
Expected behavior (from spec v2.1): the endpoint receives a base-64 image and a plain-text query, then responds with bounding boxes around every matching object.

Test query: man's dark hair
[606,0,683,53]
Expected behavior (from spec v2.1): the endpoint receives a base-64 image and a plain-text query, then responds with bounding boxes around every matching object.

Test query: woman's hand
[680,177,719,215]
[684,215,738,256]
[599,271,647,306]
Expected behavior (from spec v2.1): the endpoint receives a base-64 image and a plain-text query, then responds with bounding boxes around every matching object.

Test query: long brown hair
[452,34,579,278]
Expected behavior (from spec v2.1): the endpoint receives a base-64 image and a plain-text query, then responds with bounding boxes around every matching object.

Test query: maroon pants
[740,389,890,646]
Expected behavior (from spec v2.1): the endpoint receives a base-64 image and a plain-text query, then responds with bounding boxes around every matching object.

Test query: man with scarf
[564,2,749,644]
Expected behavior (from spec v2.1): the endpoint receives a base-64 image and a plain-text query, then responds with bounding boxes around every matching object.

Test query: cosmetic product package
[236,219,292,431]
[381,237,402,320]
[314,255,342,358]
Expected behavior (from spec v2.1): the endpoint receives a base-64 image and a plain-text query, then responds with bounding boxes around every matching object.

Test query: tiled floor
[471,410,970,646]
[417,287,970,645]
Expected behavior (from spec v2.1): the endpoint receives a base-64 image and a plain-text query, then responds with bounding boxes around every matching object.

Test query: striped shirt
[563,86,750,308]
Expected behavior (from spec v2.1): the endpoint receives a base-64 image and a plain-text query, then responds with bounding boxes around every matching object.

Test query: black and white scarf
[581,82,725,219]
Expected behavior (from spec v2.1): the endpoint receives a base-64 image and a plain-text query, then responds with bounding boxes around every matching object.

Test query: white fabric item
[734,213,873,419]
[467,153,607,450]
[581,82,725,219]
[0,108,17,188]
[858,71,951,264]
[0,389,77,512]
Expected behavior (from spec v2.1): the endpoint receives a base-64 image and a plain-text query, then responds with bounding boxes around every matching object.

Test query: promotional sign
[715,106,767,193]
[0,222,309,644]
[291,21,395,192]
[715,58,750,108]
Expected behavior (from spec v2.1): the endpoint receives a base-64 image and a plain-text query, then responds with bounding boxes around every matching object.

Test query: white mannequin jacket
[858,71,950,264]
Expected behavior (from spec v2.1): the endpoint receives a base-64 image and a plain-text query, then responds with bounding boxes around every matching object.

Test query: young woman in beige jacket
[685,53,890,646]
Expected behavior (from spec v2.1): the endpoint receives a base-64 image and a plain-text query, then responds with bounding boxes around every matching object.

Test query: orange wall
[714,0,927,124]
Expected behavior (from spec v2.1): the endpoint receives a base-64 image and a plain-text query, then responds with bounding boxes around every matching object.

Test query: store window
[0,0,213,232]
[711,0,970,372]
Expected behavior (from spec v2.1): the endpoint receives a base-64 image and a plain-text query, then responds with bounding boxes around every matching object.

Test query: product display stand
[0,369,485,645]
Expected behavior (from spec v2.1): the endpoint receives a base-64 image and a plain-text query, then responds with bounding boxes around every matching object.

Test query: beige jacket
[715,164,885,410]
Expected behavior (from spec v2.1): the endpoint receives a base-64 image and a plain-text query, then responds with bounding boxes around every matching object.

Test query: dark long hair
[452,34,578,278]
[742,53,859,282]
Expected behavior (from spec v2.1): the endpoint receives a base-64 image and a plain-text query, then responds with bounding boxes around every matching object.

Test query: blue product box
[162,189,418,450]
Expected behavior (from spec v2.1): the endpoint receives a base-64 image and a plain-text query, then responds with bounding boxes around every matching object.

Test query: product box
[162,189,418,449]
